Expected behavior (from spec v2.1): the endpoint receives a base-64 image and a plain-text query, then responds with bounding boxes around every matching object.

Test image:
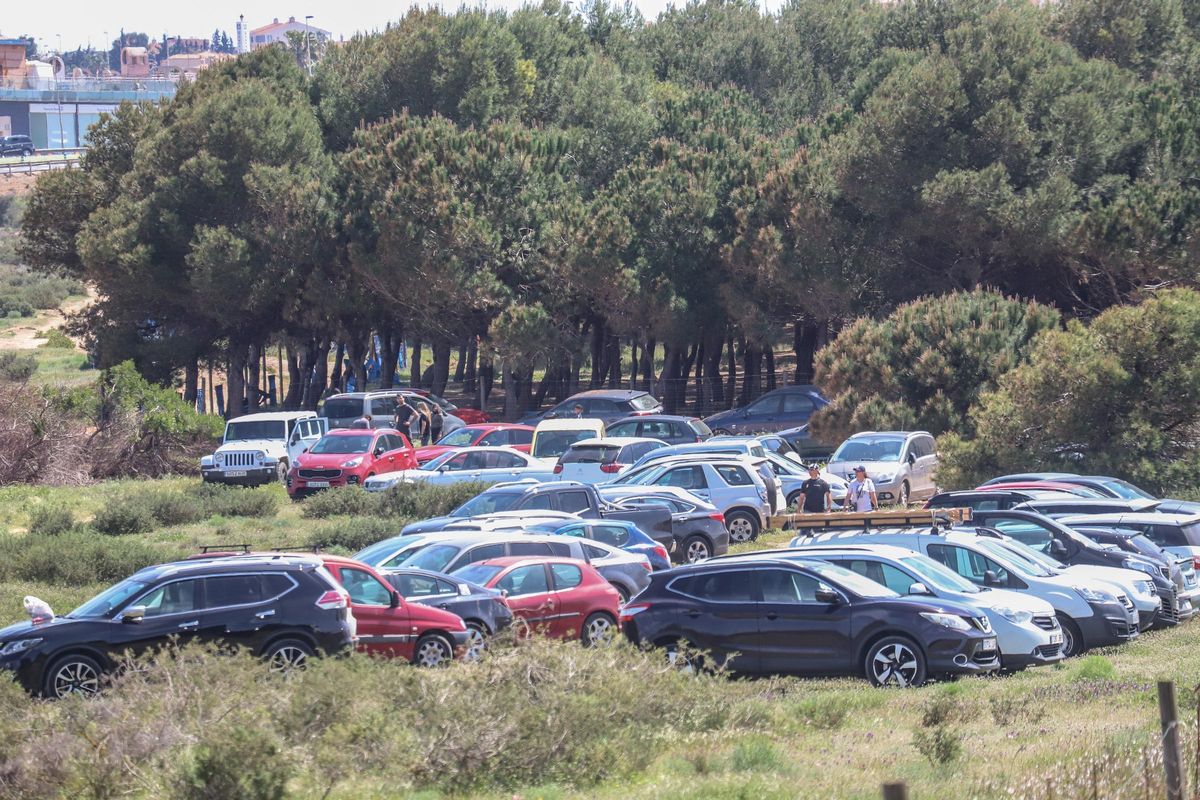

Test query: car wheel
[463,622,489,662]
[44,653,103,699]
[712,428,732,436]
[581,612,617,647]
[726,510,760,543]
[263,638,314,674]
[866,636,927,687]
[682,535,712,563]
[898,481,910,507]
[22,148,32,156]
[1056,614,1083,658]
[614,583,630,603]
[413,633,454,667]
[275,460,288,484]
[662,639,701,673]
[786,492,802,510]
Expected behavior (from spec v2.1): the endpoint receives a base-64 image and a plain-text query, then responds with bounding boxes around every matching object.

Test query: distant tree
[108,30,149,71]
[19,36,37,60]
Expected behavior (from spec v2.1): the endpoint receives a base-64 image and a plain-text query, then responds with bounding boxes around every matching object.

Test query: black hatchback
[621,557,1000,686]
[0,555,354,698]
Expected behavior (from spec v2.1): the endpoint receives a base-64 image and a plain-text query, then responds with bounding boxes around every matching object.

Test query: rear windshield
[403,544,459,572]
[628,394,660,412]
[435,428,478,447]
[321,399,363,420]
[354,536,420,566]
[455,491,523,516]
[806,561,898,598]
[225,420,286,442]
[562,445,620,464]
[533,430,598,459]
[689,419,713,437]
[452,564,504,585]
[1183,523,1200,546]
[310,434,373,454]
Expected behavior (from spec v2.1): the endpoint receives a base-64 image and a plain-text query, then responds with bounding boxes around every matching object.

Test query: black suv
[0,555,354,698]
[621,556,1000,686]
[0,135,35,156]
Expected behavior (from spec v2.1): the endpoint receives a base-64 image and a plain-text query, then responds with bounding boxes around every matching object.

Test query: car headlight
[200,455,214,468]
[0,637,43,657]
[342,457,364,468]
[993,606,1033,625]
[1074,585,1116,603]
[215,453,224,465]
[1135,580,1156,597]
[875,473,896,484]
[919,612,972,632]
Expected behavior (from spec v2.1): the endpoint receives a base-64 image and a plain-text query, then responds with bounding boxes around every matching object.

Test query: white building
[248,16,330,49]
[235,15,249,54]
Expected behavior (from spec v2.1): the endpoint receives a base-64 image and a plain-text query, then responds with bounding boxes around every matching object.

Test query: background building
[249,17,329,49]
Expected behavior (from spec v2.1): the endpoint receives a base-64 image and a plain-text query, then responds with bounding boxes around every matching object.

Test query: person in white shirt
[848,466,877,512]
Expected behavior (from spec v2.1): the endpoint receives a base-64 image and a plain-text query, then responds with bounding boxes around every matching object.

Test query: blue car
[703,385,829,435]
[528,519,672,571]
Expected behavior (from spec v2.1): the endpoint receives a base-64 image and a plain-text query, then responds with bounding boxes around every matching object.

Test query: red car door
[390,432,418,470]
[330,564,413,659]
[547,562,591,639]
[494,564,558,637]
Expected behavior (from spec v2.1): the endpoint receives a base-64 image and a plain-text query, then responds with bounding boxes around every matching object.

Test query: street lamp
[55,34,65,149]
[304,15,314,75]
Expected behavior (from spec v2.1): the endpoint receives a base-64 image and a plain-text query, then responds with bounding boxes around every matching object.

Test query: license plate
[1049,632,1063,645]
[980,637,997,651]
[225,470,247,477]
[307,481,330,488]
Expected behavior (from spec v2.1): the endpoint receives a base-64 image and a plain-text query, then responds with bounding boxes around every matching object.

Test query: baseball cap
[854,465,867,472]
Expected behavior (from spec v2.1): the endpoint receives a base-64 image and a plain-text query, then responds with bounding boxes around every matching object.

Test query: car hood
[415,445,456,462]
[867,596,985,618]
[970,588,1055,616]
[400,516,461,535]
[216,439,280,453]
[296,452,367,469]
[0,615,94,641]
[1061,564,1148,592]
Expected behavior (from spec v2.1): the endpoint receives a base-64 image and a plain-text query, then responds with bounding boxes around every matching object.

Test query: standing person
[392,396,417,443]
[429,404,444,444]
[847,466,878,513]
[798,465,832,514]
[416,402,433,445]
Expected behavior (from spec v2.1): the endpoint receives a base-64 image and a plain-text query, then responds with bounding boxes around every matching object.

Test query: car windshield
[763,452,803,475]
[225,420,287,442]
[452,564,504,585]
[354,536,420,566]
[975,539,1054,577]
[1098,479,1154,500]
[310,434,373,454]
[68,578,150,619]
[831,437,904,463]
[612,465,665,486]
[321,399,362,419]
[805,561,899,598]
[533,430,599,459]
[454,491,523,516]
[899,556,980,594]
[420,451,459,470]
[435,428,478,447]
[629,394,659,411]
[1003,538,1066,570]
[562,445,620,464]
[402,544,460,572]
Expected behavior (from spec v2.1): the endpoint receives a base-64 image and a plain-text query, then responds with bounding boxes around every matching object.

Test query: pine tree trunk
[464,338,478,394]
[247,342,262,410]
[765,347,776,392]
[226,342,247,419]
[380,328,399,389]
[283,344,302,409]
[661,344,683,414]
[480,357,494,404]
[410,340,423,388]
[183,361,199,407]
[606,333,621,388]
[725,333,737,408]
[308,339,330,409]
[794,321,821,384]
[640,337,655,394]
[453,344,467,383]
[329,341,345,393]
[431,342,451,397]
[629,339,639,387]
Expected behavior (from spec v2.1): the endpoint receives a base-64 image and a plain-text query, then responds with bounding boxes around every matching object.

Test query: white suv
[827,431,938,506]
[200,411,326,486]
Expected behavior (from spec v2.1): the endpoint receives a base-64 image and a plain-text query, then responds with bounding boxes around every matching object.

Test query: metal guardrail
[0,150,82,175]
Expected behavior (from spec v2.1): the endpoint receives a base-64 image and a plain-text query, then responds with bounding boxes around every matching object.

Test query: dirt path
[0,294,90,350]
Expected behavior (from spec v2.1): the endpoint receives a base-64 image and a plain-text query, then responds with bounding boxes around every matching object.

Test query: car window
[370,398,394,415]
[927,544,1009,586]
[582,543,608,560]
[780,394,814,414]
[550,563,583,590]
[437,579,458,594]
[656,466,706,490]
[674,570,755,602]
[508,429,533,445]
[394,574,443,597]
[482,452,523,469]
[715,465,753,486]
[139,579,201,617]
[559,491,593,513]
[1142,524,1187,548]
[991,520,1054,552]
[606,421,637,437]
[341,567,393,606]
[524,493,556,511]
[639,421,672,439]
[443,452,472,471]
[510,541,555,557]
[590,399,620,413]
[204,575,266,608]
[758,569,821,602]
[593,525,630,547]
[496,564,550,596]
[477,430,507,446]
[839,560,914,595]
[461,543,508,566]
[744,396,782,415]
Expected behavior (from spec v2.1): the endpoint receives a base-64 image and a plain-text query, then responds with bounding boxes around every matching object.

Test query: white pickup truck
[200,411,327,486]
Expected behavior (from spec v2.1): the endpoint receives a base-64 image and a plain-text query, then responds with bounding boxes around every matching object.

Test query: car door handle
[178,620,199,630]
[765,612,778,621]
[686,609,701,618]
[255,609,276,619]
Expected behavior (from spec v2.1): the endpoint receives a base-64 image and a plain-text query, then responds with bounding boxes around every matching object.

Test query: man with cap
[797,464,832,514]
[847,466,878,512]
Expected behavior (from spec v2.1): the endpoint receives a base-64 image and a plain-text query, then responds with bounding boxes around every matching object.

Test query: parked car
[530,418,606,465]
[200,411,326,486]
[981,473,1157,502]
[1071,527,1200,624]
[537,390,663,425]
[737,544,1064,671]
[702,385,829,435]
[0,555,354,698]
[596,485,731,562]
[1058,513,1200,568]
[793,527,1139,657]
[605,414,712,444]
[926,489,1082,511]
[628,440,768,469]
[777,423,836,461]
[527,519,672,571]
[381,568,513,660]
[403,388,491,425]
[710,434,804,462]
[363,447,557,492]
[1012,498,1162,517]
[453,557,621,644]
[396,532,652,601]
[554,437,667,483]
[319,391,466,436]
[755,451,848,509]
[609,456,773,542]
[288,428,417,498]
[621,555,1000,685]
[978,481,1106,498]
[0,135,35,156]
[414,424,535,464]
[827,431,939,506]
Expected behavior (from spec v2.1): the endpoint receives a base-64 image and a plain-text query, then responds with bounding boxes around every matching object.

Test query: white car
[554,437,667,484]
[362,447,556,492]
[200,411,326,486]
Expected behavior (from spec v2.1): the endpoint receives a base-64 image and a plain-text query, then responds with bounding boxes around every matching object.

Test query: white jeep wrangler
[200,412,327,486]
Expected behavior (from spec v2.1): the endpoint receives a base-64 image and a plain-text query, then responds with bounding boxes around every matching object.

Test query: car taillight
[639,560,652,572]
[1192,556,1200,571]
[653,545,670,562]
[619,602,651,623]
[553,464,563,474]
[709,512,725,524]
[630,410,654,416]
[315,590,348,610]
[600,463,623,474]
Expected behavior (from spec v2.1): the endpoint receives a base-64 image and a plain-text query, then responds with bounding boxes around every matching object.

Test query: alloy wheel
[268,645,309,674]
[728,517,755,543]
[871,642,920,687]
[898,482,910,506]
[415,637,451,667]
[463,626,487,662]
[52,661,100,698]
[583,615,615,646]
[685,538,711,563]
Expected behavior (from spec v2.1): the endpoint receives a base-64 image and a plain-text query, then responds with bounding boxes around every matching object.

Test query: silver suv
[827,431,938,506]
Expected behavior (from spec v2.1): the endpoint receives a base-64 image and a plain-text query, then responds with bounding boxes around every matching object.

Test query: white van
[530,418,605,466]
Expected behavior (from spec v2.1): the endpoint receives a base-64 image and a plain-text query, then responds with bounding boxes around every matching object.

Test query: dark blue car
[381,568,514,660]
[528,519,672,571]
[703,385,829,435]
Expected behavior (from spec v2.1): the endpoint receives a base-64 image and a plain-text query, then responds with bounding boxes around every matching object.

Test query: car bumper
[989,616,1064,669]
[0,650,49,694]
[288,473,365,497]
[926,633,1001,677]
[1076,599,1139,649]
[202,467,277,486]
[448,629,473,658]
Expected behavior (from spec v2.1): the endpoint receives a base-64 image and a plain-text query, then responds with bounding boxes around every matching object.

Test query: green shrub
[38,328,74,349]
[0,529,174,584]
[920,683,970,727]
[174,725,289,800]
[728,737,784,772]
[205,486,280,519]
[91,498,156,536]
[1073,655,1117,682]
[305,517,398,553]
[0,351,36,382]
[300,486,378,519]
[912,724,962,766]
[375,480,486,519]
[789,693,862,730]
[989,694,1047,726]
[27,505,76,536]
[143,490,206,526]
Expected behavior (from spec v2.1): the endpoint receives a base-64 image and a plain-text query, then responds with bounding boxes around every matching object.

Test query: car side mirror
[907,453,917,465]
[814,587,840,604]
[1050,539,1068,556]
[389,591,401,609]
[121,605,146,624]
[302,447,309,454]
[908,582,931,596]
[983,569,999,587]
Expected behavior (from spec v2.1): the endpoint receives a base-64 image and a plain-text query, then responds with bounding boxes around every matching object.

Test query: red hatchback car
[288,428,417,497]
[451,557,621,645]
[414,423,536,464]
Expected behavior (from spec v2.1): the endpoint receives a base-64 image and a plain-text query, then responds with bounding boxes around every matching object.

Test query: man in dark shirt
[798,464,832,514]
[392,398,417,437]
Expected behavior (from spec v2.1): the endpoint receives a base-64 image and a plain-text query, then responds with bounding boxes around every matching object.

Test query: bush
[203,486,281,519]
[0,529,175,584]
[305,517,398,553]
[920,683,970,727]
[143,490,206,527]
[1073,655,1117,682]
[174,725,289,800]
[38,328,74,349]
[728,737,784,772]
[91,498,156,535]
[989,694,1047,726]
[912,724,962,766]
[0,351,36,382]
[300,486,378,519]
[27,505,76,536]
[375,480,487,519]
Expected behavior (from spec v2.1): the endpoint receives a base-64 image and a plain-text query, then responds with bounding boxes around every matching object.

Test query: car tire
[865,636,927,687]
[1056,614,1083,658]
[463,621,489,662]
[581,612,617,647]
[275,460,288,484]
[614,583,630,603]
[43,653,104,699]
[725,510,760,543]
[263,638,314,674]
[682,535,712,563]
[898,481,910,507]
[413,633,454,667]
[786,492,802,510]
[712,428,732,436]
[22,148,32,156]
[662,638,703,673]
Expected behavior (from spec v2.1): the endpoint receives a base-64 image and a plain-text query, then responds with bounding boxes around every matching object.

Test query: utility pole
[304,15,314,75]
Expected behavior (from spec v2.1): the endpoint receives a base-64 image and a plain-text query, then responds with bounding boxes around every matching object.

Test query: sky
[2,0,711,52]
